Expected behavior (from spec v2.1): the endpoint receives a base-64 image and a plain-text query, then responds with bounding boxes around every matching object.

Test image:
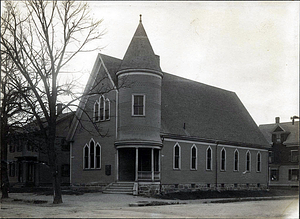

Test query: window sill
[83,168,102,171]
[94,119,110,123]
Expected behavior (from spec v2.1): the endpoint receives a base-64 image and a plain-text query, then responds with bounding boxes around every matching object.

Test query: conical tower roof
[118,15,162,74]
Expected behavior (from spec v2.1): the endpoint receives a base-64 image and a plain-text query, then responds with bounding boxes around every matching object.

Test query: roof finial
[139,14,142,23]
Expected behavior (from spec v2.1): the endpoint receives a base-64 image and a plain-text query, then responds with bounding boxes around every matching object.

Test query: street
[0,193,298,218]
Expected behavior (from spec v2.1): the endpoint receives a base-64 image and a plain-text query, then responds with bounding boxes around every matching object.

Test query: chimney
[275,117,280,124]
[57,103,63,115]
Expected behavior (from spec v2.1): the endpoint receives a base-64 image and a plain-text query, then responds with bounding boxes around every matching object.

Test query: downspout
[115,89,118,139]
[69,141,73,185]
[115,89,119,181]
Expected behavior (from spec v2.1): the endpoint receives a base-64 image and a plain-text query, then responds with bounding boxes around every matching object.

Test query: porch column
[151,148,154,181]
[159,149,161,180]
[135,148,138,181]
[116,149,119,181]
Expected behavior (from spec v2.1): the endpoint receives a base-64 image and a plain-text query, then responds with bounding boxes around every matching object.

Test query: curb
[207,195,298,204]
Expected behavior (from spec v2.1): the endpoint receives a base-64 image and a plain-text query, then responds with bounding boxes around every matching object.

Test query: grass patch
[13,198,47,204]
[155,188,298,200]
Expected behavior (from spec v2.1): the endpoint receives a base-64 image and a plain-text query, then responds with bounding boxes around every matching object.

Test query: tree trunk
[1,116,9,199]
[53,166,63,204]
[48,120,63,204]
[1,163,9,199]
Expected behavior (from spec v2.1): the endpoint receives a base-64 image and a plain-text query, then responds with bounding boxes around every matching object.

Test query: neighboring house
[7,111,73,187]
[67,17,270,195]
[259,117,299,187]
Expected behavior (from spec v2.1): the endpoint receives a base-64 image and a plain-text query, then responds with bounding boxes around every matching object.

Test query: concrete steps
[103,182,135,195]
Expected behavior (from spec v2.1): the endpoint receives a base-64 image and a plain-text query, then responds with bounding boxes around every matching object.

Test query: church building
[67,16,270,195]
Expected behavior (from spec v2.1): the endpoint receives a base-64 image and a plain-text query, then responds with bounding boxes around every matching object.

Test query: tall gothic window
[173,143,181,170]
[234,149,239,171]
[100,96,105,121]
[220,148,226,171]
[246,151,251,172]
[257,152,261,172]
[206,147,212,170]
[90,140,95,168]
[94,101,99,121]
[96,144,101,169]
[191,145,197,170]
[105,99,110,120]
[84,145,89,169]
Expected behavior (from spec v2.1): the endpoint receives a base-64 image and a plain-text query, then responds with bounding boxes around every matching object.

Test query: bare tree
[0,55,24,198]
[1,0,104,204]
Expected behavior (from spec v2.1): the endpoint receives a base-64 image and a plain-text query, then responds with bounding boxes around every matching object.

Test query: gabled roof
[99,54,122,85]
[273,125,285,132]
[118,20,161,73]
[161,73,270,148]
[259,121,299,146]
[66,53,120,141]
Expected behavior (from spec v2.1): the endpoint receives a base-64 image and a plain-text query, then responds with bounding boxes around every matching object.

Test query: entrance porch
[117,148,160,182]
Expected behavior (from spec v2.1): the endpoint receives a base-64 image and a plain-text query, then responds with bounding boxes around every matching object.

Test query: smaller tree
[1,53,30,198]
[1,0,104,204]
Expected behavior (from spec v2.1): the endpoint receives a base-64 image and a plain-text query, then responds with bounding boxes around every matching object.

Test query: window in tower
[132,94,145,116]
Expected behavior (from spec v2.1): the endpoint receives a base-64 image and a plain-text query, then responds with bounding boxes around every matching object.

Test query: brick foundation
[140,183,268,195]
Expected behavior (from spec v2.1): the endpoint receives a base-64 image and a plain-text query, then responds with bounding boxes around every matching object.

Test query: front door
[118,148,135,181]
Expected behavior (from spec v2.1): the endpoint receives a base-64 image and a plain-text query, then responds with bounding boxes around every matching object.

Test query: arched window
[220,148,226,171]
[105,98,110,120]
[234,149,239,171]
[191,145,197,170]
[246,150,251,172]
[100,96,105,121]
[90,140,95,168]
[83,145,89,169]
[96,143,101,169]
[83,139,102,170]
[173,143,181,170]
[257,152,261,172]
[206,146,212,170]
[94,101,99,121]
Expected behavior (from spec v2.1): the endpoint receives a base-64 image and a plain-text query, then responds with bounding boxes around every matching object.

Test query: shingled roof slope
[161,73,269,147]
[118,20,161,72]
[99,54,122,85]
[259,121,299,146]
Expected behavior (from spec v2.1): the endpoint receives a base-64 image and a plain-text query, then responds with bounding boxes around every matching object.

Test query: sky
[17,1,300,126]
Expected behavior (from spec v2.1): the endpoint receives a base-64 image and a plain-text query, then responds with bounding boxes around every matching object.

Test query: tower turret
[116,15,163,146]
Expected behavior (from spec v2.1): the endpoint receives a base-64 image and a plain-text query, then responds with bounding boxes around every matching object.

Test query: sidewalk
[1,192,298,218]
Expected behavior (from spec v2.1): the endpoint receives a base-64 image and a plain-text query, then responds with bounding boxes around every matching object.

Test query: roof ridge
[99,53,123,62]
[162,72,236,94]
